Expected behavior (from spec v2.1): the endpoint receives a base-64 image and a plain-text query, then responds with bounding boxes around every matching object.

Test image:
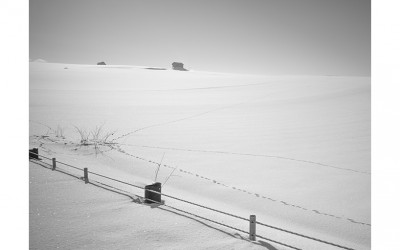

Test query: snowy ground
[30,161,269,250]
[30,62,370,249]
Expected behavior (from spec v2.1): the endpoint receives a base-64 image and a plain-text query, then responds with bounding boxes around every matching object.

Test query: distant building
[97,61,106,65]
[172,62,187,71]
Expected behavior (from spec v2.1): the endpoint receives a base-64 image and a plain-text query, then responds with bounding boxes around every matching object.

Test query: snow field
[30,62,370,249]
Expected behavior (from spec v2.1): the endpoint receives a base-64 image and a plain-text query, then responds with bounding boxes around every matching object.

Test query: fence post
[52,158,56,170]
[249,215,256,241]
[33,148,39,159]
[29,148,39,159]
[144,182,162,204]
[84,168,89,184]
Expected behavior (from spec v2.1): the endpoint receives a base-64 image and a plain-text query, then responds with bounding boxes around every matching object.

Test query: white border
[0,1,29,249]
[372,0,400,249]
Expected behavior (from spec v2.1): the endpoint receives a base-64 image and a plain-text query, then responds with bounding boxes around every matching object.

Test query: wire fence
[112,144,371,228]
[29,149,356,250]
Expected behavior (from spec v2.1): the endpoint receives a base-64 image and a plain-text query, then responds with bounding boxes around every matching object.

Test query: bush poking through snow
[102,131,116,144]
[91,125,103,143]
[74,125,116,146]
[153,153,165,183]
[55,125,65,139]
[74,126,90,145]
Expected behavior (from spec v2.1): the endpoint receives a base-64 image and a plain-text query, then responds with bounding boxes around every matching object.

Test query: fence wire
[145,197,302,250]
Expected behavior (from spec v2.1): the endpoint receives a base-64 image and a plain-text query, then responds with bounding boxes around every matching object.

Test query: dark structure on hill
[97,61,106,65]
[172,62,187,71]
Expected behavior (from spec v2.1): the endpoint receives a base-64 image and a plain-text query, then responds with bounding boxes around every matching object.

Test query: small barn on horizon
[172,62,187,71]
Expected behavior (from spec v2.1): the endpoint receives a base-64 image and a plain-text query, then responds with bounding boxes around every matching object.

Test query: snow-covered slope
[30,161,267,250]
[29,62,370,249]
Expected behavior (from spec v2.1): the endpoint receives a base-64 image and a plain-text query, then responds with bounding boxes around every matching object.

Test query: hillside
[30,62,371,249]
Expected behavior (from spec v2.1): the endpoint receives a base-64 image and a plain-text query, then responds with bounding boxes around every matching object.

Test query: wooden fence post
[52,158,56,171]
[84,168,89,184]
[33,148,39,159]
[249,215,256,241]
[29,148,39,159]
[144,182,162,204]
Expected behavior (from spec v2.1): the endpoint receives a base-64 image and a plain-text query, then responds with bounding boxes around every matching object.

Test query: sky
[30,0,370,76]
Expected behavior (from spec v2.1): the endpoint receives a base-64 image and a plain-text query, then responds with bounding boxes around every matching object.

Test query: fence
[29,148,356,250]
